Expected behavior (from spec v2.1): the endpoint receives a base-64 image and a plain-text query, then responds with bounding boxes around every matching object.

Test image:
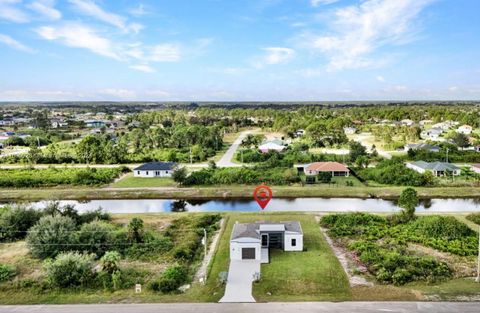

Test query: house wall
[284,233,303,251]
[472,166,480,174]
[134,170,173,178]
[230,239,261,260]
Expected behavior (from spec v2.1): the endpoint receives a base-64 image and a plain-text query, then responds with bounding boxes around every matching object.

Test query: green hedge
[0,167,128,187]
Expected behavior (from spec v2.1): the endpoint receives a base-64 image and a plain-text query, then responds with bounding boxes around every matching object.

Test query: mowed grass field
[205,213,351,302]
[111,173,176,188]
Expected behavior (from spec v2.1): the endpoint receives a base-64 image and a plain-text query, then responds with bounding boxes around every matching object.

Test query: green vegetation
[320,213,478,285]
[0,167,128,187]
[466,213,480,226]
[0,207,222,303]
[358,159,434,186]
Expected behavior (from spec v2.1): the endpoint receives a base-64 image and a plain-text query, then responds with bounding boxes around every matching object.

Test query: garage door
[242,248,256,259]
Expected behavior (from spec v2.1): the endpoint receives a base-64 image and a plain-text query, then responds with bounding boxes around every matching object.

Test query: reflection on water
[14,197,480,214]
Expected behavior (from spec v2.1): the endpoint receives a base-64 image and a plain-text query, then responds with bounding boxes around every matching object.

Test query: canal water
[15,197,480,214]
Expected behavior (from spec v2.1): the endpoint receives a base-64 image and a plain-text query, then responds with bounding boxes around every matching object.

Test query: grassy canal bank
[2,185,480,202]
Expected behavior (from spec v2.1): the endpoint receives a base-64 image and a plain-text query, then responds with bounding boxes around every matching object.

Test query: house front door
[261,234,269,247]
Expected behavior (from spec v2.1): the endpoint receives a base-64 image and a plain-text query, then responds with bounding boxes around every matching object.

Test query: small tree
[348,141,367,163]
[398,188,418,221]
[452,133,469,148]
[127,218,144,243]
[172,167,187,185]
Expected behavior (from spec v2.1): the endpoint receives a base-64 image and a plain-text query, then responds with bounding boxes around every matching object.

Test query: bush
[77,221,115,257]
[44,252,95,288]
[26,215,76,259]
[0,264,16,282]
[358,159,432,186]
[466,213,480,226]
[0,206,42,241]
[150,265,188,293]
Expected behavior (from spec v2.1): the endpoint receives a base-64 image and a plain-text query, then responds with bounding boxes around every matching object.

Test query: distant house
[0,119,14,126]
[299,161,350,177]
[343,127,357,135]
[51,119,69,128]
[258,140,286,153]
[457,125,473,135]
[404,143,440,153]
[85,120,106,128]
[471,164,480,174]
[406,161,460,177]
[424,128,443,140]
[230,221,303,261]
[295,129,305,137]
[133,162,177,178]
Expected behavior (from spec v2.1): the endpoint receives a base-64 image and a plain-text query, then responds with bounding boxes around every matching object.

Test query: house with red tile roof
[297,162,350,177]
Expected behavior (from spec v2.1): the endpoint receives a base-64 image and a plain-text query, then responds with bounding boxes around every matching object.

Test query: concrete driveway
[219,260,260,303]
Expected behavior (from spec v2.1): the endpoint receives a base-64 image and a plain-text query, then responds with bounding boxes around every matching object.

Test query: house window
[261,234,268,247]
[291,239,296,247]
[146,171,149,175]
[137,171,140,175]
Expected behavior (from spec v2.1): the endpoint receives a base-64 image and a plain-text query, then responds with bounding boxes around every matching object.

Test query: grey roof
[405,143,439,151]
[134,162,177,171]
[231,221,303,240]
[410,161,459,171]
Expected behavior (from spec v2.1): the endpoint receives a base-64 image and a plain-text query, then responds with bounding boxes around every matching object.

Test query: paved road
[1,302,479,313]
[217,130,252,167]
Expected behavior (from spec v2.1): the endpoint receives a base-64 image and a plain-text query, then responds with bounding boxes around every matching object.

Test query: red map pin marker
[253,185,273,210]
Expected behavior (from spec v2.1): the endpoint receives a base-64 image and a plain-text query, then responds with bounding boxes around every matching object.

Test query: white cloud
[376,75,385,82]
[254,47,295,68]
[149,44,181,62]
[28,0,61,20]
[35,23,121,60]
[68,0,142,33]
[0,0,29,23]
[129,4,147,17]
[311,0,339,7]
[299,0,436,71]
[0,33,35,53]
[129,64,155,73]
[99,88,136,99]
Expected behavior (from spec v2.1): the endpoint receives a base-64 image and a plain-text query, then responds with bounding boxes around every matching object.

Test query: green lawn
[204,213,351,302]
[111,173,176,188]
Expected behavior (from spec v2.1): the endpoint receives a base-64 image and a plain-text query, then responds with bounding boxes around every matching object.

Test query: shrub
[397,187,418,221]
[0,264,16,282]
[150,265,188,293]
[100,251,121,274]
[0,206,42,241]
[26,215,76,259]
[44,252,95,288]
[77,221,115,257]
[127,218,144,243]
[126,232,173,260]
[466,213,480,226]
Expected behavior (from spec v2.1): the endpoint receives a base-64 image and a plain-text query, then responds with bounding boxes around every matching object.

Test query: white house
[423,127,443,140]
[406,161,461,177]
[457,125,473,135]
[230,221,303,262]
[258,140,286,153]
[133,162,177,178]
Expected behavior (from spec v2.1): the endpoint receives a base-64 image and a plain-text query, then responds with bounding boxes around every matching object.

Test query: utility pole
[190,147,193,164]
[476,226,480,283]
[446,148,449,163]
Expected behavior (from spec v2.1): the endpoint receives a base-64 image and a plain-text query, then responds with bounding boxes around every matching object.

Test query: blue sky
[0,0,479,101]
